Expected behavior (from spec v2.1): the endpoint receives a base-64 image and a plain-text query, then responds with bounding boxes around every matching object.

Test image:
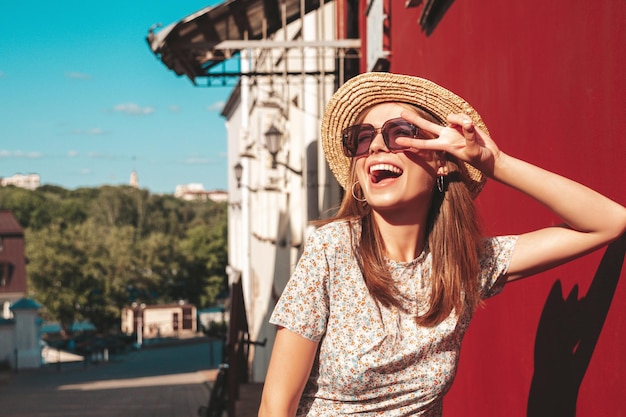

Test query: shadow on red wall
[528,234,625,417]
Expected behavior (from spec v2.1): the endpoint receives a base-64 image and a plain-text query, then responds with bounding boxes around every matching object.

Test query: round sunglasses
[341,118,427,157]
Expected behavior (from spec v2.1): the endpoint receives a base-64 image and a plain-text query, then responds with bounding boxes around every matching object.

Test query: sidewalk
[0,337,263,417]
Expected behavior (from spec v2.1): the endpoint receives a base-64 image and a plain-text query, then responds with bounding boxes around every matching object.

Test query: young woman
[258,72,626,416]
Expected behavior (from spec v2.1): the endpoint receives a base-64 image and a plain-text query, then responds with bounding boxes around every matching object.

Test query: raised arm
[398,111,626,281]
[258,327,318,417]
[485,151,626,281]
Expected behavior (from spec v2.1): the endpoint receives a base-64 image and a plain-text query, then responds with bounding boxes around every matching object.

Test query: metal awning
[147,0,337,84]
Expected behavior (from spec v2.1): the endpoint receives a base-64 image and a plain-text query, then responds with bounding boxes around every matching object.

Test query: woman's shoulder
[312,220,355,236]
[478,235,519,274]
[305,220,356,250]
[480,235,518,256]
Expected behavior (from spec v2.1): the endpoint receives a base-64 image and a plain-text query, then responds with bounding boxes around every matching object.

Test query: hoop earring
[436,176,445,193]
[351,181,367,202]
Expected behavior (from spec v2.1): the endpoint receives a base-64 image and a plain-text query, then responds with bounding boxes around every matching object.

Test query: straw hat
[321,72,488,198]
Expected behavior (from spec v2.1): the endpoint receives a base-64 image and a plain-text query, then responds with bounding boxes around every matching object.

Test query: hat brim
[321,72,487,198]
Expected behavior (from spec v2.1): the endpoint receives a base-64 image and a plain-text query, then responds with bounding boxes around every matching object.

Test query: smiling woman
[257,72,626,417]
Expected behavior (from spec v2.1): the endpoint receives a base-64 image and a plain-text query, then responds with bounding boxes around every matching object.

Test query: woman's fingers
[462,119,476,141]
[446,113,476,139]
[397,112,497,170]
[400,110,443,136]
[398,137,440,151]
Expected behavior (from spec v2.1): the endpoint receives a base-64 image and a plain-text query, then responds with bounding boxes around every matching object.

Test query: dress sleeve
[269,226,332,342]
[478,235,518,299]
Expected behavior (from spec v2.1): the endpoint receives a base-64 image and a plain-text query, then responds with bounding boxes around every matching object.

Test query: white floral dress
[270,221,518,416]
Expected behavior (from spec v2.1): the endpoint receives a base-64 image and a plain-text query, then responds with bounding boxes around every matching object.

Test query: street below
[0,338,226,417]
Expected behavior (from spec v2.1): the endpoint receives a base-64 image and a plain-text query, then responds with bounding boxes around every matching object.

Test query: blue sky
[0,0,234,194]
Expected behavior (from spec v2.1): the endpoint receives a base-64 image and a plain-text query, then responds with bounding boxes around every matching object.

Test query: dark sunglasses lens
[341,119,420,157]
[384,120,418,149]
[355,127,376,156]
[342,125,375,157]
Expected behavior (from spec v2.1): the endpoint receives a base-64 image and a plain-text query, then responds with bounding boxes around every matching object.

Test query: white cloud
[169,105,181,113]
[207,101,225,111]
[0,150,43,159]
[72,128,109,136]
[113,103,155,116]
[65,72,91,80]
[67,150,79,157]
[183,156,211,165]
[0,71,5,78]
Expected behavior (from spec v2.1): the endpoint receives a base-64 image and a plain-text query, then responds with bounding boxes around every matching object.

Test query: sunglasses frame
[341,117,424,158]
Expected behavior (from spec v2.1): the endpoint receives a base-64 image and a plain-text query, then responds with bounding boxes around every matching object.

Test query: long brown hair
[319,105,484,327]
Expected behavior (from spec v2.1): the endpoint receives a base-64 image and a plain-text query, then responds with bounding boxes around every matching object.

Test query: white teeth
[369,164,402,175]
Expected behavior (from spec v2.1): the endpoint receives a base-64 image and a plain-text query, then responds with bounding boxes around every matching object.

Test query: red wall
[380,0,625,415]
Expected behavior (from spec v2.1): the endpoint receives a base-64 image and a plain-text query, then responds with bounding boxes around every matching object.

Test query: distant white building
[121,303,197,340]
[1,173,40,190]
[206,190,228,203]
[175,183,228,203]
[129,170,139,188]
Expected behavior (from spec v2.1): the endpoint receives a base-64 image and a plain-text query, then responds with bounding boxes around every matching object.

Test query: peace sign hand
[397,111,502,178]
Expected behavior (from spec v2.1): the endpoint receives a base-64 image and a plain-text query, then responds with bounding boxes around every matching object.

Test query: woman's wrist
[487,151,515,183]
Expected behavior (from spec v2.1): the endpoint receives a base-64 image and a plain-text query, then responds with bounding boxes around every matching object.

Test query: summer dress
[270,221,517,416]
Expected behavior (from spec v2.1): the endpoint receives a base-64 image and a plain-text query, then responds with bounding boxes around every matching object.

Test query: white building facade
[222,4,345,380]
[148,0,359,382]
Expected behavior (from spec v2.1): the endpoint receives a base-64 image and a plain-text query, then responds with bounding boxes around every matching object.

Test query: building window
[0,262,13,287]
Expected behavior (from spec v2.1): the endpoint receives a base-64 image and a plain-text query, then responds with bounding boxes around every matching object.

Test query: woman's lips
[369,163,403,184]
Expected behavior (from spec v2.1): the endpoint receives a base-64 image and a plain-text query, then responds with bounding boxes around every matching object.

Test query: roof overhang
[147,0,329,83]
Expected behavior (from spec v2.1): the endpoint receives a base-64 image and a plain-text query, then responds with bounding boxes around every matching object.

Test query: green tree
[77,221,140,330]
[90,186,139,228]
[26,223,90,330]
[176,220,228,307]
[0,186,51,229]
[3,184,228,333]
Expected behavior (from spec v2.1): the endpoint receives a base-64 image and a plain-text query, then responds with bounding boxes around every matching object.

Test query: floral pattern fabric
[270,221,518,416]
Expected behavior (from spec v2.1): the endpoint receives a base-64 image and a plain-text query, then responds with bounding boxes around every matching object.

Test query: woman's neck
[372,210,429,262]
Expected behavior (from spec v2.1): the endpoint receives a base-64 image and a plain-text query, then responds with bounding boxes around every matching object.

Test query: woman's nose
[368,131,388,154]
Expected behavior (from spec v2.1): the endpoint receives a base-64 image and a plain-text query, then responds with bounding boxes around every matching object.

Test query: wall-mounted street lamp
[264,124,302,176]
[234,162,243,188]
[233,162,259,192]
[265,124,282,169]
